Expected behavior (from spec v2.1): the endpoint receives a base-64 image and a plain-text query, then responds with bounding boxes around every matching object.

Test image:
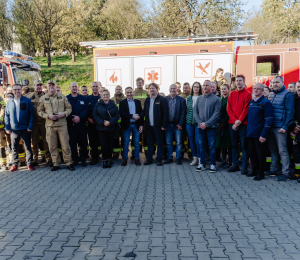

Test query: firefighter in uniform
[27,80,52,167]
[111,85,125,159]
[87,82,101,164]
[133,77,149,157]
[37,80,75,171]
[0,95,7,169]
[66,82,89,167]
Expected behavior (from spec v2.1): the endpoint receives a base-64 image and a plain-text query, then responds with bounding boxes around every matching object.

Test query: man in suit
[144,83,169,166]
[119,87,144,166]
[164,84,187,164]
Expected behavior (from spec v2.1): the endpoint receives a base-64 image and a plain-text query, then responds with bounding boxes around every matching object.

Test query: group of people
[1,68,300,183]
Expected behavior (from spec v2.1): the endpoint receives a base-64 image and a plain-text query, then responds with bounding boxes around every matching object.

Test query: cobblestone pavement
[1,157,300,260]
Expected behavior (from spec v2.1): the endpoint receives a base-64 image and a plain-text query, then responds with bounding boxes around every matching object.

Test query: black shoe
[144,159,153,165]
[246,171,257,177]
[107,160,112,168]
[164,159,173,164]
[32,162,38,167]
[176,158,182,165]
[219,161,226,168]
[67,164,75,171]
[241,171,248,175]
[81,161,87,167]
[265,170,278,176]
[47,162,53,167]
[253,175,265,181]
[121,159,127,166]
[51,166,60,171]
[157,160,163,166]
[223,162,231,169]
[73,160,78,166]
[103,160,108,168]
[90,159,99,165]
[228,165,240,172]
[41,156,46,163]
[297,178,300,183]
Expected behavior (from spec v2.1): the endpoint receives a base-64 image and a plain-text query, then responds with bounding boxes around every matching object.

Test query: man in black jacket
[144,83,169,166]
[119,87,144,166]
[291,81,300,182]
[164,84,187,165]
[66,82,89,167]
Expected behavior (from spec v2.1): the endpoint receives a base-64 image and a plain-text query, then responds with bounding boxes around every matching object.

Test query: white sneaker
[209,165,216,173]
[190,156,198,166]
[196,163,205,172]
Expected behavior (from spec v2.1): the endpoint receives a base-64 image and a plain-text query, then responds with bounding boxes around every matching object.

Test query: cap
[36,80,43,85]
[47,79,56,85]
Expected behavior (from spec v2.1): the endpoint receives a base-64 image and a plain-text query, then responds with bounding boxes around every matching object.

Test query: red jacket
[227,87,252,124]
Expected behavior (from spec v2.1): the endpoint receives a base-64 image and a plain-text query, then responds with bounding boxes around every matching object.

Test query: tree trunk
[71,51,76,62]
[47,48,51,68]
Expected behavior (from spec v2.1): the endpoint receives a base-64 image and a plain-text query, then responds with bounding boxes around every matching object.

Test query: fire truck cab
[0,51,42,90]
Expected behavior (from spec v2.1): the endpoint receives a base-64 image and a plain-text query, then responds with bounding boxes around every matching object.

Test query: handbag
[107,109,121,129]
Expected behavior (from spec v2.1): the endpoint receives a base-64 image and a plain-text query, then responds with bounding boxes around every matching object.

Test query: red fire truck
[0,51,42,89]
[80,33,300,93]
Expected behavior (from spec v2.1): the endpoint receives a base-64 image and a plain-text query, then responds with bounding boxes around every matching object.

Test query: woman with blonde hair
[211,68,228,91]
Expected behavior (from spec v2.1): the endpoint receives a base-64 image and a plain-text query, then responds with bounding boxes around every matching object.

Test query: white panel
[176,53,233,85]
[96,57,131,94]
[133,56,174,94]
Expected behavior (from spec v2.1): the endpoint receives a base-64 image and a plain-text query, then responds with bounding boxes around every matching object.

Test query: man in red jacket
[227,75,252,174]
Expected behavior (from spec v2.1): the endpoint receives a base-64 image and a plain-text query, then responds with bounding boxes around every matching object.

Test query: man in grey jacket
[193,80,221,173]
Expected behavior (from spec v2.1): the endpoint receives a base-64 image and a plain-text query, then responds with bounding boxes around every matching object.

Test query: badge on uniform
[58,96,62,99]
[155,102,160,104]
[80,101,84,105]
[45,98,49,100]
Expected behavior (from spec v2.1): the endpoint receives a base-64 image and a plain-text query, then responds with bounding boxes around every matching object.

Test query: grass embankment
[34,54,94,94]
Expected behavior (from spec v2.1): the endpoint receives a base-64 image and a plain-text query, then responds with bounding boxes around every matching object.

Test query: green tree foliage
[244,0,300,44]
[13,0,67,67]
[150,0,244,37]
[0,0,13,53]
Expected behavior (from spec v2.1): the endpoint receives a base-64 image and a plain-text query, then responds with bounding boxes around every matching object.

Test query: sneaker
[265,170,278,176]
[196,163,206,172]
[209,165,216,173]
[277,175,289,181]
[190,157,198,166]
[9,166,18,172]
[28,165,35,171]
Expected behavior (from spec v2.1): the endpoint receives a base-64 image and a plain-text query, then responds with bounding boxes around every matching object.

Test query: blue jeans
[166,123,182,159]
[147,126,164,161]
[122,124,140,160]
[229,124,248,171]
[198,128,217,165]
[186,124,200,158]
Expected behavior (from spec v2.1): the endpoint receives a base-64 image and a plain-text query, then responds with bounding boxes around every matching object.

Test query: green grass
[33,54,94,94]
[256,63,272,76]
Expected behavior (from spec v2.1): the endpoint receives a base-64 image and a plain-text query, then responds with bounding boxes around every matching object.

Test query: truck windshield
[12,68,42,87]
